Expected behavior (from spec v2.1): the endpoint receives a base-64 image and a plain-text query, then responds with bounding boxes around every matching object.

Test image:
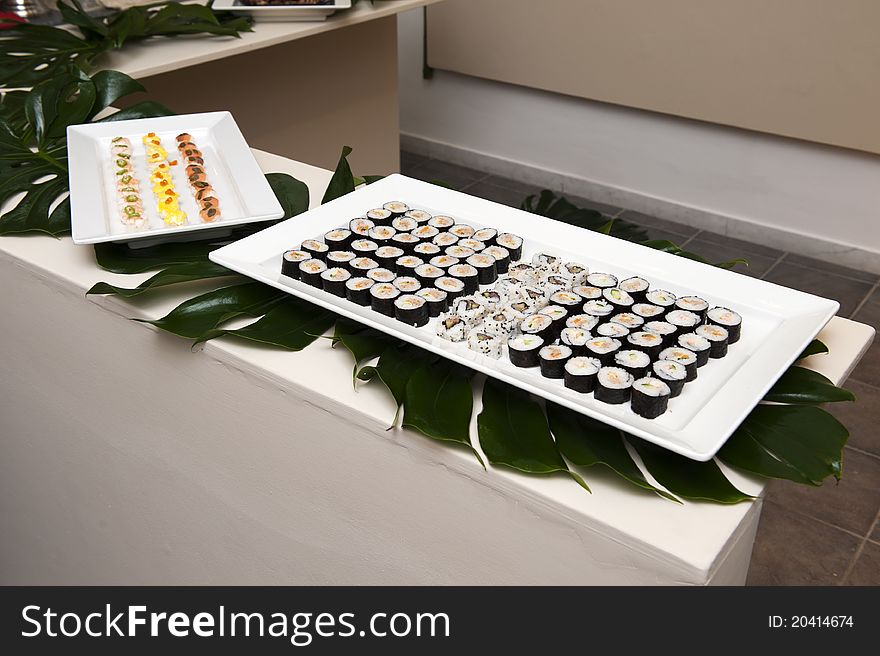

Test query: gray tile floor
[402,151,880,586]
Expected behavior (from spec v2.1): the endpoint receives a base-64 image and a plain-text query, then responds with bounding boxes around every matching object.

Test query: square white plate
[210,174,839,460]
[67,112,283,245]
[210,0,351,21]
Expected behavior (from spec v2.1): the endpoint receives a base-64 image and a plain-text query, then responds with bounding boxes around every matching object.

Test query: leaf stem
[36,149,67,172]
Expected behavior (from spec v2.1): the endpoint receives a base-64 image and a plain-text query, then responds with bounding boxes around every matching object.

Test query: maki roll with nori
[587,272,618,289]
[466,253,497,285]
[565,313,600,332]
[603,287,635,309]
[281,249,310,278]
[644,320,677,346]
[299,259,327,288]
[430,255,460,271]
[595,367,634,404]
[432,232,459,248]
[366,208,393,224]
[405,209,432,223]
[484,246,511,274]
[610,312,645,331]
[417,287,449,317]
[538,305,568,338]
[696,324,730,358]
[678,332,711,367]
[394,294,429,327]
[392,216,418,233]
[349,218,374,236]
[351,239,379,257]
[350,257,379,276]
[659,347,698,382]
[631,378,671,419]
[583,299,614,323]
[320,267,351,297]
[375,245,405,269]
[412,225,440,242]
[383,201,409,217]
[573,285,603,301]
[428,215,455,230]
[414,263,445,287]
[645,289,676,308]
[707,306,743,344]
[413,242,442,258]
[549,291,582,311]
[458,239,486,253]
[448,263,479,294]
[539,344,572,379]
[675,295,709,322]
[394,276,422,294]
[367,267,396,284]
[345,277,374,306]
[619,276,649,302]
[627,331,664,359]
[632,303,665,320]
[564,356,601,393]
[665,309,701,338]
[395,255,424,277]
[596,322,630,339]
[324,228,352,251]
[519,313,554,342]
[652,360,688,397]
[449,224,476,239]
[392,232,419,253]
[614,349,651,379]
[370,283,400,316]
[585,336,621,366]
[301,239,329,261]
[436,313,468,343]
[368,225,396,244]
[435,276,466,301]
[508,334,544,368]
[560,327,590,355]
[496,233,523,261]
[327,250,356,270]
[467,329,503,359]
[473,227,498,245]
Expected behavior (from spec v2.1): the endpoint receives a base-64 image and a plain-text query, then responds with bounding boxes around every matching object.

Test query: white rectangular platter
[67,112,283,245]
[210,174,839,460]
[210,0,351,22]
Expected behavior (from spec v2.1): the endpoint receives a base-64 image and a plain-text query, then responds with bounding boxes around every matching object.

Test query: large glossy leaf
[720,405,848,484]
[764,366,855,404]
[0,177,69,237]
[478,379,588,490]
[140,282,287,339]
[629,437,753,504]
[89,70,146,118]
[94,240,218,274]
[521,190,649,242]
[798,339,829,360]
[362,343,435,407]
[640,239,749,270]
[194,297,336,350]
[266,172,310,220]
[96,101,175,123]
[87,261,237,297]
[321,145,356,204]
[547,403,676,501]
[333,319,395,382]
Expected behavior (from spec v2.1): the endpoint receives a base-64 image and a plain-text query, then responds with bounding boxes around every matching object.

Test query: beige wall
[427,0,880,153]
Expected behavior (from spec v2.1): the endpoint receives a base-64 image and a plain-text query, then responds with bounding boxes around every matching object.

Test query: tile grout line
[763,498,868,543]
[760,252,788,280]
[850,278,880,320]
[456,173,492,192]
[844,444,880,462]
[840,506,880,584]
[680,230,702,248]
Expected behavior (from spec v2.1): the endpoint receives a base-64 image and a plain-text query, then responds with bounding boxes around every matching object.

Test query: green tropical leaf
[96,101,175,123]
[87,260,237,297]
[332,319,395,381]
[368,343,435,407]
[521,189,648,242]
[717,425,814,486]
[798,339,829,360]
[763,366,855,405]
[478,379,588,490]
[89,70,146,118]
[266,172,310,220]
[629,437,753,504]
[94,240,218,274]
[0,177,69,237]
[321,145,356,203]
[547,403,677,501]
[640,239,749,270]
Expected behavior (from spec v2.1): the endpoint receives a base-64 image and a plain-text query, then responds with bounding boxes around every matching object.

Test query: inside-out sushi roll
[707,306,743,344]
[573,285,603,301]
[619,276,649,302]
[659,347,699,382]
[449,223,476,239]
[587,272,618,289]
[370,282,400,316]
[324,228,352,251]
[507,300,536,321]
[652,360,688,397]
[475,289,505,311]
[394,276,422,294]
[375,245,405,269]
[595,367,634,404]
[585,336,621,366]
[614,349,651,379]
[466,252,498,285]
[467,329,503,359]
[382,201,410,217]
[596,322,630,339]
[677,332,712,367]
[643,320,677,346]
[631,378,671,419]
[452,296,485,325]
[542,275,571,296]
[345,277,374,306]
[416,287,449,317]
[413,242,441,258]
[632,303,665,319]
[320,267,351,297]
[448,263,479,294]
[496,233,523,261]
[435,276,466,301]
[428,215,456,230]
[531,252,561,273]
[281,249,310,278]
[521,286,548,309]
[301,239,329,261]
[483,246,511,273]
[436,312,468,342]
[394,294,430,327]
[298,258,327,288]
[327,250,356,270]
[508,334,544,368]
[564,356,601,393]
[560,327,590,354]
[367,267,396,284]
[483,309,516,336]
[626,330,664,359]
[366,208,393,224]
[676,295,709,321]
[610,312,645,331]
[665,309,701,337]
[561,262,589,286]
[566,313,600,332]
[539,344,573,379]
[645,289,676,308]
[696,324,730,359]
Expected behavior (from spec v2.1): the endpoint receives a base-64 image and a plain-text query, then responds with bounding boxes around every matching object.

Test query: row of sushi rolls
[281,201,743,420]
[110,132,221,229]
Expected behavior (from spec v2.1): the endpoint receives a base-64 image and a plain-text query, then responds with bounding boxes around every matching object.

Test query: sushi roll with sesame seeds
[531,252,561,273]
[451,296,485,326]
[595,367,634,404]
[467,329,503,359]
[483,309,516,337]
[631,378,671,419]
[474,289,505,311]
[436,313,468,343]
[564,357,602,393]
[561,262,589,286]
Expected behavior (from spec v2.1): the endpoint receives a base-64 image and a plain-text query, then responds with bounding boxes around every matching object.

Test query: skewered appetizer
[110,137,145,228]
[176,133,221,223]
[143,132,186,226]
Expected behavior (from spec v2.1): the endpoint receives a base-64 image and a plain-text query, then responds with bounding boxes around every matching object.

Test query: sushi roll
[484,246,511,273]
[392,216,418,233]
[665,309,701,338]
[531,252,561,273]
[508,262,539,285]
[199,206,220,223]
[541,275,570,297]
[435,276,466,301]
[413,242,442,258]
[565,313,600,332]
[432,232,459,248]
[369,226,397,244]
[585,337,622,366]
[351,239,379,257]
[676,295,709,322]
[707,306,743,344]
[696,324,730,359]
[458,238,486,253]
[414,263,445,288]
[677,332,712,367]
[549,291,582,311]
[327,250,356,270]
[614,349,651,379]
[375,245,405,269]
[395,255,424,277]
[619,276,650,302]
[632,303,665,320]
[560,327,590,355]
[645,289,676,308]
[350,257,380,276]
[412,225,440,242]
[405,209,432,224]
[324,228,353,251]
[659,347,699,382]
[466,253,498,285]
[539,344,573,379]
[610,312,645,331]
[436,313,468,343]
[320,267,351,297]
[349,218,375,236]
[507,300,536,321]
[538,305,569,337]
[561,262,589,286]
[626,331,664,359]
[521,286,548,309]
[483,309,516,336]
[468,329,503,359]
[452,296,485,325]
[583,299,614,323]
[428,215,456,230]
[448,263,479,294]
[370,283,400,317]
[603,287,635,309]
[573,285,604,301]
[519,314,554,342]
[496,233,524,261]
[429,255,460,271]
[416,287,449,317]
[175,133,192,143]
[367,268,396,284]
[449,224,476,239]
[383,200,409,217]
[644,320,677,346]
[298,259,327,288]
[495,278,524,301]
[391,232,420,253]
[631,378,671,419]
[300,239,328,260]
[345,277,374,306]
[587,272,618,289]
[394,294,430,327]
[596,322,630,339]
[564,356,602,393]
[508,334,544,368]
[595,367,634,404]
[652,360,688,397]
[394,276,422,294]
[445,245,475,260]
[474,289,505,311]
[281,249,310,278]
[366,208,393,225]
[473,227,498,245]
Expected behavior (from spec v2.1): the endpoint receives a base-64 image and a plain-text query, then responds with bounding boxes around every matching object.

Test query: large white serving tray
[210,174,839,460]
[210,0,351,22]
[67,112,283,245]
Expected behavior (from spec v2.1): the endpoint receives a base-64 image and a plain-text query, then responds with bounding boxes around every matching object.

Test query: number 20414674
[769,616,854,629]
